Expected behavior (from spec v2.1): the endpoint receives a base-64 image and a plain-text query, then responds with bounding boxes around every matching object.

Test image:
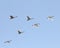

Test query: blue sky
[0,0,60,48]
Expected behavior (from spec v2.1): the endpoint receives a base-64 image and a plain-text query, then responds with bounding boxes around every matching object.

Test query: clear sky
[0,0,60,48]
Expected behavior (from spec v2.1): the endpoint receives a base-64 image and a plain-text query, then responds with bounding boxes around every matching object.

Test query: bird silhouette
[48,16,54,18]
[26,16,34,21]
[9,15,17,19]
[47,16,54,21]
[18,30,23,34]
[32,23,40,27]
[4,40,12,43]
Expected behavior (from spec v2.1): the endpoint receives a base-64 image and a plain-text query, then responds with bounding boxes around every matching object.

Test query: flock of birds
[1,15,55,47]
